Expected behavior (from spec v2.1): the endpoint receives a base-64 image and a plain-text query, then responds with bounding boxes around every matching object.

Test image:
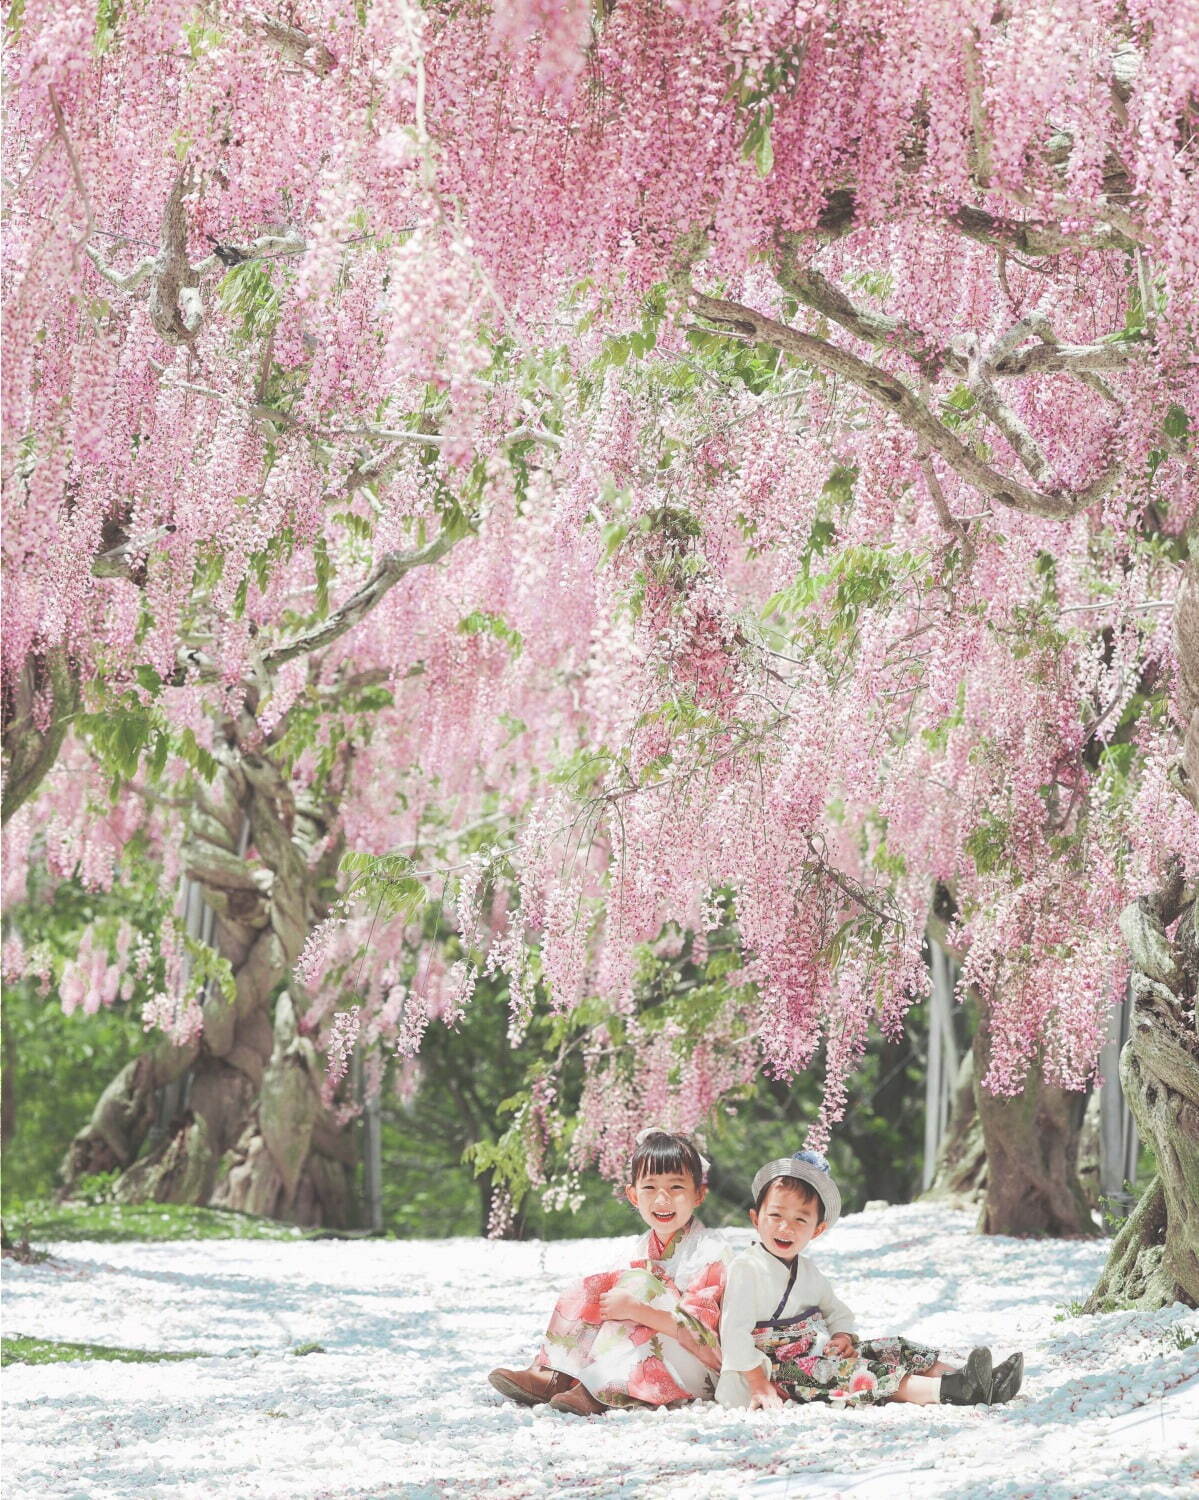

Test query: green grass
[1,1335,205,1367]
[0,1334,331,1366]
[3,1199,309,1244]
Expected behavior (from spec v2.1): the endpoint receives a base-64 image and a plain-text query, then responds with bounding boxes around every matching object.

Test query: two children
[489,1132,1024,1417]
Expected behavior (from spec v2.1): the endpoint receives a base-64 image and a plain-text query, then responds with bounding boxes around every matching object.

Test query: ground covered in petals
[2,1204,1196,1499]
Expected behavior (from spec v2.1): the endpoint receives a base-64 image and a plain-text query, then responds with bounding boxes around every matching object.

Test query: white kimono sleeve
[813,1266,857,1337]
[715,1257,771,1407]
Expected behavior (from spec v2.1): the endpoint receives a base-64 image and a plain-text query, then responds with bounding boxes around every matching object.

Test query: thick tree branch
[986,338,1143,379]
[773,241,1144,382]
[774,244,950,379]
[87,230,304,293]
[815,184,1140,255]
[85,246,156,292]
[1019,314,1122,406]
[689,288,1121,520]
[966,328,1054,486]
[149,169,202,347]
[248,12,337,76]
[261,531,460,671]
[1,647,80,825]
[919,455,976,576]
[948,203,1139,256]
[961,29,994,189]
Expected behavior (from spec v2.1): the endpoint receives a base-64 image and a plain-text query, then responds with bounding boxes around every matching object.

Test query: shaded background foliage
[3,864,929,1237]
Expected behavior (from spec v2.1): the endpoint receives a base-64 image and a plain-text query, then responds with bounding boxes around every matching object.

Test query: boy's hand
[746,1366,784,1410]
[825,1333,857,1359]
[598,1289,643,1322]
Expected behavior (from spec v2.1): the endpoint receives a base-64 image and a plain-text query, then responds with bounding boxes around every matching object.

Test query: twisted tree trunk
[973,1018,1097,1237]
[61,744,356,1226]
[922,1014,1094,1235]
[917,940,1089,1232]
[1087,562,1199,1310]
[1085,878,1198,1309]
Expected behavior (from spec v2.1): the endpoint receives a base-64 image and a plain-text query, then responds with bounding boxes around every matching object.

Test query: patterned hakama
[754,1309,940,1405]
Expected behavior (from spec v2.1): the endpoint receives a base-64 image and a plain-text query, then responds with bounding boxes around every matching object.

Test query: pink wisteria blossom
[3,2,1196,1180]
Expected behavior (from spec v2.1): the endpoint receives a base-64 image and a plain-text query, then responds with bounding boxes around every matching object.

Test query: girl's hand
[749,1384,785,1410]
[598,1289,644,1322]
[825,1333,857,1359]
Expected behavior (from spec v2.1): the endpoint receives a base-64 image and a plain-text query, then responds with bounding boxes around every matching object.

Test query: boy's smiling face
[750,1181,827,1261]
[625,1171,705,1244]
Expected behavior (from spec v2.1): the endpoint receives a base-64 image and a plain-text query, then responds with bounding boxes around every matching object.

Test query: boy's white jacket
[716,1242,857,1408]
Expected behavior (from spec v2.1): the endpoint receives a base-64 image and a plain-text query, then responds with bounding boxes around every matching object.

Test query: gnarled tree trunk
[917,945,1089,1231]
[61,745,356,1227]
[973,1012,1097,1237]
[1086,878,1198,1310]
[1087,561,1199,1309]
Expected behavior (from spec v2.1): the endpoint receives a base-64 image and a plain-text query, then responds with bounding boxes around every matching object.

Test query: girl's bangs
[630,1134,704,1187]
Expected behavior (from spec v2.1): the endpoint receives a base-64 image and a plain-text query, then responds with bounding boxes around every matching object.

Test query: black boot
[990,1352,1024,1403]
[939,1347,993,1405]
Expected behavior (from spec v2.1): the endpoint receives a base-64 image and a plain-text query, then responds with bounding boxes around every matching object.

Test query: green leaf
[457,611,524,657]
[313,536,331,618]
[602,520,630,562]
[964,814,1010,877]
[333,511,375,542]
[217,262,281,342]
[754,125,774,178]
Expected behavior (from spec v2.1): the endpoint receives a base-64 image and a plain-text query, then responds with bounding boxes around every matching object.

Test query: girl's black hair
[629,1130,705,1189]
[754,1175,825,1222]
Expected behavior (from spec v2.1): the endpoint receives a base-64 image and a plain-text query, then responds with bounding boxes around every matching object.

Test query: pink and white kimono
[535,1217,732,1408]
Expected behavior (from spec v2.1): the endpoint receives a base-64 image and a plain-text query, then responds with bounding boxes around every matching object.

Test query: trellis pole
[1097,983,1139,1205]
[922,936,962,1190]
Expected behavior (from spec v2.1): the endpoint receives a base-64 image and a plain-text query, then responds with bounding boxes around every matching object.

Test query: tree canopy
[3,3,1196,1229]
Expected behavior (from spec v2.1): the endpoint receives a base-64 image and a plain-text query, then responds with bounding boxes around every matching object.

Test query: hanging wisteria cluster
[3,2,1197,1189]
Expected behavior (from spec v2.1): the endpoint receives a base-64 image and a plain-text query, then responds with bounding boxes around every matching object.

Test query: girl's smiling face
[750,1182,827,1261]
[625,1170,706,1244]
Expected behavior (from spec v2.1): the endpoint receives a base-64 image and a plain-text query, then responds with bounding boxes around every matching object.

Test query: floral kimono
[717,1243,939,1408]
[536,1217,732,1408]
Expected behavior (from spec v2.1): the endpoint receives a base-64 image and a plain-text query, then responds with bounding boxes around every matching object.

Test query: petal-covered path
[2,1205,1196,1499]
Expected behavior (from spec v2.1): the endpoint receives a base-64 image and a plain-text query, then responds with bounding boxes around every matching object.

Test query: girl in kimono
[489,1128,732,1416]
[717,1150,1025,1410]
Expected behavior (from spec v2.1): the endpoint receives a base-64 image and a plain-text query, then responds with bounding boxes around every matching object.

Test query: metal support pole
[365,1074,383,1235]
[1099,982,1138,1202]
[151,817,249,1142]
[354,1049,384,1233]
[923,965,943,1193]
[923,937,962,1190]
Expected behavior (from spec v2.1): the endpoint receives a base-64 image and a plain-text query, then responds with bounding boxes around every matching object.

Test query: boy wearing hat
[716,1150,1022,1409]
